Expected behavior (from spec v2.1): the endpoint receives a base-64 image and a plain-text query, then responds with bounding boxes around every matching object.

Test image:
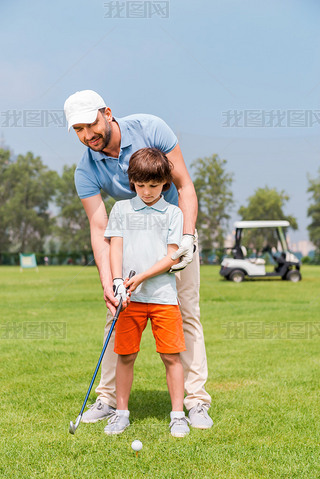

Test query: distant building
[287,238,315,257]
[224,233,234,249]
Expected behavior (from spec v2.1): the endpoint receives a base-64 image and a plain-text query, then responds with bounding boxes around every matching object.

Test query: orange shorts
[114,301,186,355]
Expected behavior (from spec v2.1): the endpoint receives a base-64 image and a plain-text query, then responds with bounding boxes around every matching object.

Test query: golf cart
[220,221,301,282]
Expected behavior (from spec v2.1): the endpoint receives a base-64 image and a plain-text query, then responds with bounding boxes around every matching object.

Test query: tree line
[1,148,319,264]
[0,148,114,264]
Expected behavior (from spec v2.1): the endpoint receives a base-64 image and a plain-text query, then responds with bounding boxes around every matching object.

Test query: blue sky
[1,0,319,241]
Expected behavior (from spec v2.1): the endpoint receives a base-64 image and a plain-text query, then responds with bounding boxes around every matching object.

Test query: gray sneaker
[104,412,130,435]
[81,398,116,424]
[188,403,213,429]
[169,416,190,438]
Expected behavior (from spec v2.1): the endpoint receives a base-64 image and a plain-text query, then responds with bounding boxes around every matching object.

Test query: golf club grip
[128,270,136,280]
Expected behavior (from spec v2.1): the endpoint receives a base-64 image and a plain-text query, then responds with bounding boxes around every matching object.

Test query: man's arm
[167,144,198,235]
[124,244,179,292]
[166,144,198,271]
[81,193,117,314]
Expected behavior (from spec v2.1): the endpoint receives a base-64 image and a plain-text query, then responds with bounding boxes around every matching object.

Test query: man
[64,90,212,429]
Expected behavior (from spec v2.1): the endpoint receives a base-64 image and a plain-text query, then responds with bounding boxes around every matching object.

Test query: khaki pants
[95,235,211,410]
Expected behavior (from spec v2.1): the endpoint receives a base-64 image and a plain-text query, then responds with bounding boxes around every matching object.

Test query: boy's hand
[113,278,130,310]
[124,273,144,293]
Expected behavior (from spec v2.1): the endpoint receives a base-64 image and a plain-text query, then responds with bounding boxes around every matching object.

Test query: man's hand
[170,234,195,272]
[103,281,129,316]
[103,284,118,316]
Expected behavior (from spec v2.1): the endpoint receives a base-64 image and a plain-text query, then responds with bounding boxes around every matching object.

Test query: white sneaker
[188,403,213,429]
[169,416,190,438]
[81,398,116,423]
[104,412,130,435]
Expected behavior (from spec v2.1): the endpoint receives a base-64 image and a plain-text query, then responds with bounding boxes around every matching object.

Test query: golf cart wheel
[286,270,301,282]
[229,269,245,283]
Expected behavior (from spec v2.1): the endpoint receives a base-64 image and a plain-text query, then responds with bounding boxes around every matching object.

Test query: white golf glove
[170,234,196,272]
[113,278,128,302]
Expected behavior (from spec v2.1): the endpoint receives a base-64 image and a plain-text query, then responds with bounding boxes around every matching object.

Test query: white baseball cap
[64,90,107,131]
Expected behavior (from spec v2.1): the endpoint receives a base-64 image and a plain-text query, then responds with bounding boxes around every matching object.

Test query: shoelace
[107,412,122,425]
[87,399,104,410]
[87,399,116,419]
[193,403,209,416]
[169,416,190,428]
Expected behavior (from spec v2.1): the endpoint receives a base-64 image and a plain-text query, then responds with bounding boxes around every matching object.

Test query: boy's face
[134,181,167,206]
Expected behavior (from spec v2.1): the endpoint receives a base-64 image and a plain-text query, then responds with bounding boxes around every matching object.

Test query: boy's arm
[124,244,179,293]
[110,236,129,309]
[110,236,123,279]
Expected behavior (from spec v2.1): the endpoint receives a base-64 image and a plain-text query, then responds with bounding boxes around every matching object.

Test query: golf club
[69,270,136,435]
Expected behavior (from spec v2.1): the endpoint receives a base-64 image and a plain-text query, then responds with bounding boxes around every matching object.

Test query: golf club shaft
[78,270,135,418]
[78,299,122,417]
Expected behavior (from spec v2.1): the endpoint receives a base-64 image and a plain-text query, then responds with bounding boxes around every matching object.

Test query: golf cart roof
[234,220,290,229]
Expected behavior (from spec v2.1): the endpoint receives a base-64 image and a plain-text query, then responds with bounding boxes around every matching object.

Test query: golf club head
[69,421,76,434]
[69,415,81,434]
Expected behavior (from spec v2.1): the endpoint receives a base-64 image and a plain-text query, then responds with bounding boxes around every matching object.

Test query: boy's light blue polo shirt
[104,195,183,305]
[74,114,179,206]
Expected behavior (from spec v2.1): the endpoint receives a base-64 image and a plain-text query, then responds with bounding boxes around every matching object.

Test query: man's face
[73,109,112,151]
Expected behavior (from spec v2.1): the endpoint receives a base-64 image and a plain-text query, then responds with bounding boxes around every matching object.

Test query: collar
[115,117,132,149]
[131,195,169,212]
[89,116,132,161]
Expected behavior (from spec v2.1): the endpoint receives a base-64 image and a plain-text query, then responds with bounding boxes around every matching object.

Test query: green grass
[0,265,320,478]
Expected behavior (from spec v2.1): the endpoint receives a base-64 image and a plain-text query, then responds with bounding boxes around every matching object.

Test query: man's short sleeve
[149,116,178,154]
[167,207,183,247]
[104,202,124,238]
[74,164,100,199]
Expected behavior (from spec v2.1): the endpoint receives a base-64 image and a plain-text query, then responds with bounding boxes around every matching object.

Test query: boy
[104,147,190,438]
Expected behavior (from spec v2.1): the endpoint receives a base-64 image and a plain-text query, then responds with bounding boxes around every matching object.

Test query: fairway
[1,265,320,478]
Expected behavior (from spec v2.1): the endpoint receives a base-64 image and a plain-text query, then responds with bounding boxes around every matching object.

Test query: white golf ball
[131,440,143,452]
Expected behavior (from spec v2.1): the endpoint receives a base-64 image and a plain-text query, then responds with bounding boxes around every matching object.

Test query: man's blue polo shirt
[74,114,179,206]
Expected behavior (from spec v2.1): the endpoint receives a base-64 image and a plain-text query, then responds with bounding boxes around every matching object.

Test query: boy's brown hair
[128,147,173,192]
